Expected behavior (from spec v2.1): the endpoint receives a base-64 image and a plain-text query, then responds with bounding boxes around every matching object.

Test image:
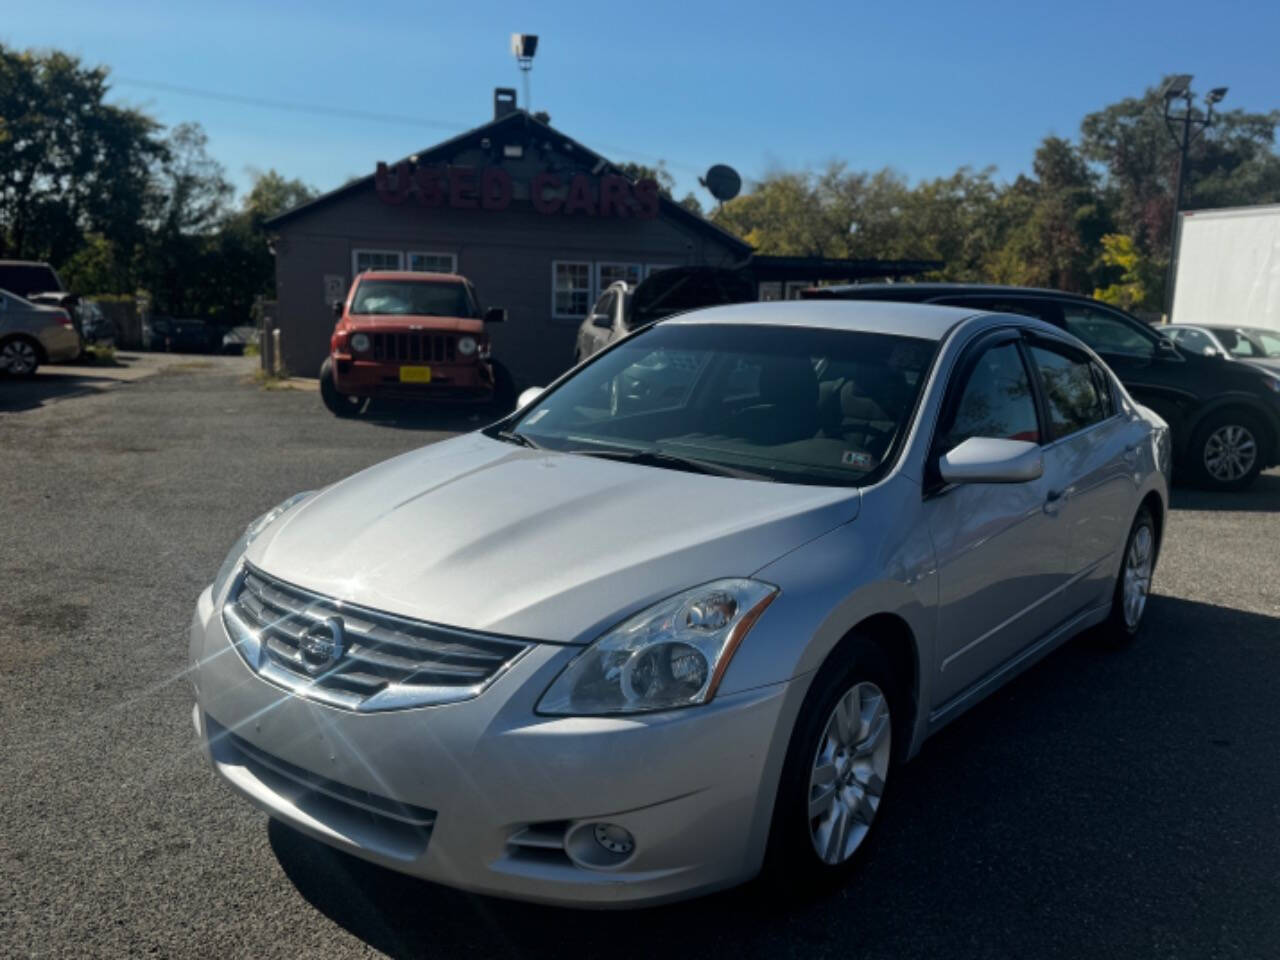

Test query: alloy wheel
[1123,523,1154,629]
[1,339,37,375]
[1203,424,1257,483]
[808,680,891,865]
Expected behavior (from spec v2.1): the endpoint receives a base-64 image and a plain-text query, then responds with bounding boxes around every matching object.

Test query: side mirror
[1202,346,1220,357]
[1156,337,1180,359]
[484,307,507,324]
[516,386,544,409]
[331,300,344,318]
[590,313,612,329]
[939,437,1044,485]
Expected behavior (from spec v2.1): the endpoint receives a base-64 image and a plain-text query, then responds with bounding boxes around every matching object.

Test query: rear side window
[939,342,1040,452]
[1062,305,1155,360]
[1028,343,1110,438]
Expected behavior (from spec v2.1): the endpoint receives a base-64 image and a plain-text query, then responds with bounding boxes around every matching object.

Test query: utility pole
[1161,76,1228,318]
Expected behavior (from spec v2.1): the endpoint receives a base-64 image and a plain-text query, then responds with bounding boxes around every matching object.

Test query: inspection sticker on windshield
[842,450,875,469]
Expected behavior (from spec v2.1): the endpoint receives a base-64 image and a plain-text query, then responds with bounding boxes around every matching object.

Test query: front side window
[939,342,1040,453]
[1028,343,1110,438]
[1214,329,1257,357]
[1243,328,1280,358]
[505,323,937,486]
[350,280,476,317]
[589,291,616,322]
[1062,305,1156,360]
[1170,328,1216,355]
[553,262,592,318]
[353,249,403,275]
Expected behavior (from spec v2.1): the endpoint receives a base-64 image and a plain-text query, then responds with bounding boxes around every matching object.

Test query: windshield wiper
[495,429,540,449]
[569,447,771,480]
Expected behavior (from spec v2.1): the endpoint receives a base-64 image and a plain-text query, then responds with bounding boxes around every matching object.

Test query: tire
[319,357,366,417]
[0,335,41,377]
[764,636,901,892]
[1098,505,1157,645]
[1185,408,1269,491]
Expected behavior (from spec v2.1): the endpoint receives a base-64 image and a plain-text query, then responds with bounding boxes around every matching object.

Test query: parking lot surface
[2,361,1279,959]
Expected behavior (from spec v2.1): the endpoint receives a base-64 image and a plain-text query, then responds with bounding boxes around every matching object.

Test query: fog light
[593,823,634,856]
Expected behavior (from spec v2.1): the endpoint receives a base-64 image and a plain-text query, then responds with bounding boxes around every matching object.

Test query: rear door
[1024,335,1136,615]
[922,330,1074,705]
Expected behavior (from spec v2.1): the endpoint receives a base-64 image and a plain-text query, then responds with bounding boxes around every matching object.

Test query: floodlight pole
[518,59,532,112]
[1161,85,1219,318]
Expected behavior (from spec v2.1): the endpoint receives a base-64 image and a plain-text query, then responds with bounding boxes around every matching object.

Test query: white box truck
[1171,203,1280,332]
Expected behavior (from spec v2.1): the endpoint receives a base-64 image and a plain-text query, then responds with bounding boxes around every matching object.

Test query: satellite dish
[701,164,742,202]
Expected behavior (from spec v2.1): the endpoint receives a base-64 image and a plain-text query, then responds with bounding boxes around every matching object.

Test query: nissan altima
[189,300,1169,907]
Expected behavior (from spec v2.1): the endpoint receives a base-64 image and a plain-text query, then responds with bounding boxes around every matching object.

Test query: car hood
[348,314,484,334]
[248,433,860,642]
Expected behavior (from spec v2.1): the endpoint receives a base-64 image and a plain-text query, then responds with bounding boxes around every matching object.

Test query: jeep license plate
[399,366,432,383]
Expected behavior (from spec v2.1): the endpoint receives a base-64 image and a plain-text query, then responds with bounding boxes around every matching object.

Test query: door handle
[1123,443,1140,462]
[1044,487,1070,515]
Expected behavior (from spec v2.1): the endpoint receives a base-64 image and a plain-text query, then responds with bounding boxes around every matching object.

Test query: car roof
[660,299,980,341]
[356,271,465,283]
[807,281,1105,303]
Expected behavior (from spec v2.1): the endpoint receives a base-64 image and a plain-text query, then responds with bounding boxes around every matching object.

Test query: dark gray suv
[805,284,1280,490]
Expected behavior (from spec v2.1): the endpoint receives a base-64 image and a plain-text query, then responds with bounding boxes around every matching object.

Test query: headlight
[350,333,370,353]
[537,579,777,716]
[211,491,315,601]
[457,335,478,356]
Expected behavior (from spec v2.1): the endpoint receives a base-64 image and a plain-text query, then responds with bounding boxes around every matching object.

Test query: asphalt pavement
[2,359,1278,959]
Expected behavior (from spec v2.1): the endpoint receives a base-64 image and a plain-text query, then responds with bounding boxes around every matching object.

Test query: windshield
[351,280,476,318]
[502,322,937,486]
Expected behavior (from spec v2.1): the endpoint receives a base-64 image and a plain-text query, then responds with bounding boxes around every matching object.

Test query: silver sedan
[189,300,1169,906]
[0,289,81,375]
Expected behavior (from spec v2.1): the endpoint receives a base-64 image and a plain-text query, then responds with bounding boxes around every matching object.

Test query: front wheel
[765,637,899,888]
[319,357,366,417]
[1186,409,1269,491]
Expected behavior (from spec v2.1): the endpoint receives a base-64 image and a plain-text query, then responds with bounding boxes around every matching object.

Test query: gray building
[264,95,750,387]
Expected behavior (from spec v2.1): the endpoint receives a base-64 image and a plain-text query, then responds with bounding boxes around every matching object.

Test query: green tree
[0,45,161,265]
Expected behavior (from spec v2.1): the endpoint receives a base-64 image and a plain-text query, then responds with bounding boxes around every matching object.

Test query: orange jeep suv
[321,271,512,416]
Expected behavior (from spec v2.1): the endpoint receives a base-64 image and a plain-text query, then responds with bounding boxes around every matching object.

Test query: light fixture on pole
[511,33,539,112]
[1161,75,1227,318]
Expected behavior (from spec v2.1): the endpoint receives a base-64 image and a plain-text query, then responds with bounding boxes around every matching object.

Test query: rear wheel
[1098,505,1157,645]
[765,636,899,889]
[1186,409,1268,491]
[319,357,366,417]
[0,336,41,377]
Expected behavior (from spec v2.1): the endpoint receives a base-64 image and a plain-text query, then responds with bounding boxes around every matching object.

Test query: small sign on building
[324,274,347,305]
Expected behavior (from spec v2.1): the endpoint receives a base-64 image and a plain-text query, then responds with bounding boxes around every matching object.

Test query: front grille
[223,565,531,712]
[371,332,456,363]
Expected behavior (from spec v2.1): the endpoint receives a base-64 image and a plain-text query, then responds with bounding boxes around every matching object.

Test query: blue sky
[4,0,1278,205]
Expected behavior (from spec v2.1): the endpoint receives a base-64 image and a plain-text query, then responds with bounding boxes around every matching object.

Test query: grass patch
[247,368,300,391]
[243,342,260,358]
[80,344,121,365]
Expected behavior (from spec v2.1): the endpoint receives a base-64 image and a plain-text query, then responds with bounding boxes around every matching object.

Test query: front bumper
[332,355,494,402]
[189,585,797,907]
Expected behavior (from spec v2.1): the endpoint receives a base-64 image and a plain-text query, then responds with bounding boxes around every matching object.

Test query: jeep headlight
[457,335,478,357]
[537,580,777,715]
[349,333,370,353]
[211,491,315,601]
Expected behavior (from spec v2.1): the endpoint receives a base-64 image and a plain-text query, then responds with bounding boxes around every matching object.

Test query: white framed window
[553,261,593,318]
[784,281,810,300]
[645,263,677,278]
[407,251,457,273]
[352,249,403,275]
[758,282,783,302]
[598,262,642,291]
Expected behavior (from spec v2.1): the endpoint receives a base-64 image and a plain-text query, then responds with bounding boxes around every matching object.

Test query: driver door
[922,331,1075,706]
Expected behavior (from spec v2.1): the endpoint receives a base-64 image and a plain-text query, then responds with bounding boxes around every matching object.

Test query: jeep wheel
[319,357,366,417]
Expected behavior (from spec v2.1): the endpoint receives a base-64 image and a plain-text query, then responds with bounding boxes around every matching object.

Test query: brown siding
[273,178,742,387]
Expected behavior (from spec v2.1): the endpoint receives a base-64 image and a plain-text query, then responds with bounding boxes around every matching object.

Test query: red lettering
[481,167,513,210]
[413,165,446,206]
[633,178,660,220]
[375,161,410,204]
[565,174,597,216]
[531,172,563,214]
[599,174,630,218]
[448,166,478,208]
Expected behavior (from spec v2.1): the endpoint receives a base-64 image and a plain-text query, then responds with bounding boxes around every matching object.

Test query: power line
[113,77,472,134]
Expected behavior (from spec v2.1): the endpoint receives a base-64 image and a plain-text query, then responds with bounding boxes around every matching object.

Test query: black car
[146,317,224,353]
[805,283,1280,490]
